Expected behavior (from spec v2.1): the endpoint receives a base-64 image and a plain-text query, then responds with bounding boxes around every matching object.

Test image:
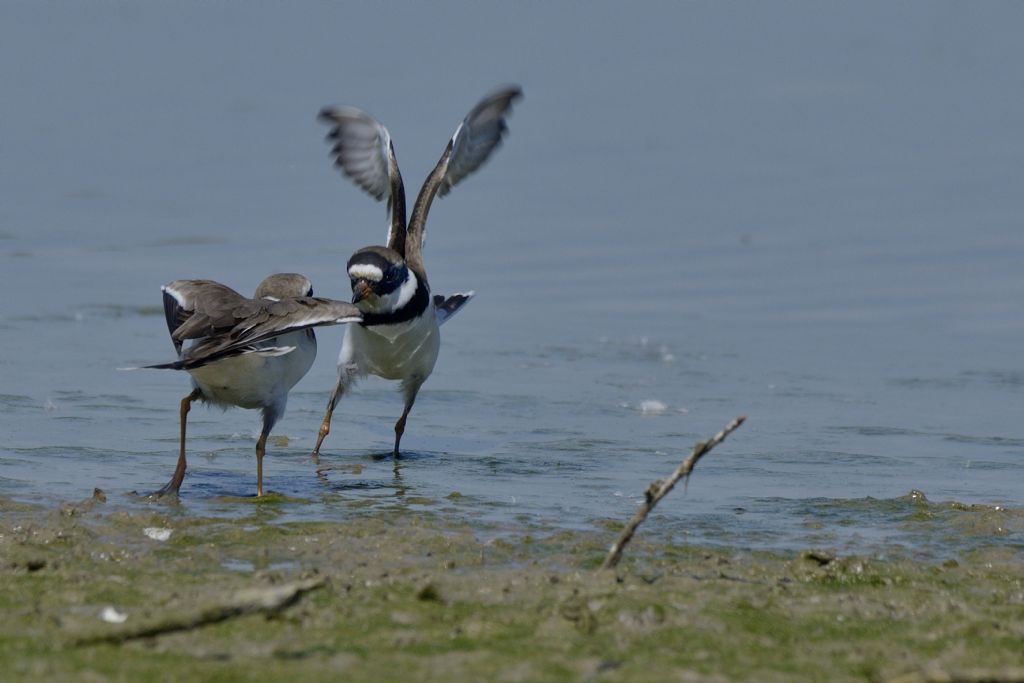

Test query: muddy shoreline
[2,493,1023,682]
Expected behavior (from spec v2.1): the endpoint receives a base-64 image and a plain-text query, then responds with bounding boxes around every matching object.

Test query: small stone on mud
[908,489,929,503]
[143,527,173,542]
[100,606,127,624]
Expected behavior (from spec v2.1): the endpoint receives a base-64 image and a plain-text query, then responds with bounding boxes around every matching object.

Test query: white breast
[188,330,316,410]
[341,307,440,382]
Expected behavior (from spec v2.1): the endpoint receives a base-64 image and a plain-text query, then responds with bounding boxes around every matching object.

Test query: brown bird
[143,273,361,497]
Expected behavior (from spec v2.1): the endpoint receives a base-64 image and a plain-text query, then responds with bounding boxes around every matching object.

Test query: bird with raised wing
[312,85,521,458]
[144,273,362,497]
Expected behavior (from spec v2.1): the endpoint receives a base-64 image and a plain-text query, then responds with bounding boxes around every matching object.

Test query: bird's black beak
[351,279,373,304]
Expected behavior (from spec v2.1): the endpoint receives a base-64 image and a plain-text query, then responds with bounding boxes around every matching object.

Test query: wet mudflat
[4,3,1024,681]
[2,493,1022,683]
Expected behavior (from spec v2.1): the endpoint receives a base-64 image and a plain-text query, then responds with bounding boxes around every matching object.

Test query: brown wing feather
[150,294,362,371]
[161,280,248,354]
[406,86,521,273]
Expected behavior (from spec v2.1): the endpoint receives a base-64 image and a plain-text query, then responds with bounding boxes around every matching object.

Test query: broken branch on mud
[73,576,326,646]
[602,415,746,570]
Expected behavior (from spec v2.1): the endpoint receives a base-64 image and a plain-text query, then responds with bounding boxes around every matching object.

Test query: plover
[144,273,361,497]
[312,85,521,457]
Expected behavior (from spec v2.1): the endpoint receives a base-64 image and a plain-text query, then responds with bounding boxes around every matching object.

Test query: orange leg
[151,389,201,498]
[393,398,417,457]
[312,377,347,459]
[255,430,268,497]
[311,403,336,459]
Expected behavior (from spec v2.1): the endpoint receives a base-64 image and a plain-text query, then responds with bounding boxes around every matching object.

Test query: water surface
[2,2,1023,558]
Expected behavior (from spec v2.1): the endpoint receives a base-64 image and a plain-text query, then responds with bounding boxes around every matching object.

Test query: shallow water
[2,3,1023,558]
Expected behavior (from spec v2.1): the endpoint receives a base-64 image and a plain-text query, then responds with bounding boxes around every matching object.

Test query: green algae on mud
[1,494,1023,683]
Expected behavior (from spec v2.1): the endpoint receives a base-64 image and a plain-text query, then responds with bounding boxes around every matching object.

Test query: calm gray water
[2,3,1023,557]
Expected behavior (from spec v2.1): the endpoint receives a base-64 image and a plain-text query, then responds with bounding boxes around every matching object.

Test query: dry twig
[602,415,746,569]
[73,576,326,646]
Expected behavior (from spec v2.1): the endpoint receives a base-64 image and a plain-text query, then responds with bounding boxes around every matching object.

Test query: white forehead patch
[348,264,384,282]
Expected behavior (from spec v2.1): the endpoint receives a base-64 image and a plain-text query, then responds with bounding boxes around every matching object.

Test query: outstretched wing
[433,291,475,326]
[151,280,362,370]
[226,296,362,351]
[318,106,392,200]
[405,85,522,273]
[149,296,362,371]
[318,106,408,254]
[440,86,523,198]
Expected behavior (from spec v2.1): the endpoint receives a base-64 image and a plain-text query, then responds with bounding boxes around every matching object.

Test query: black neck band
[360,277,430,327]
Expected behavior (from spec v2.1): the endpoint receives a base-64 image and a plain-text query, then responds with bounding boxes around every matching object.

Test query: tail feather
[140,360,187,371]
[433,291,475,326]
